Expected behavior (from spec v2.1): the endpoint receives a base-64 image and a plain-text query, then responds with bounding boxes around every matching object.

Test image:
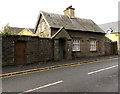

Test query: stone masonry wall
[51,28,106,58]
[2,35,53,66]
[2,36,14,66]
[2,31,116,66]
[68,30,106,58]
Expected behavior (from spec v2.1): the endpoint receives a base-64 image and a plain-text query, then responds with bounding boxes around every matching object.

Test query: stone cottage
[35,6,106,60]
[2,6,116,66]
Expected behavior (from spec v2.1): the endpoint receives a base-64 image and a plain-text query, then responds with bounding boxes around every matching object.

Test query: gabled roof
[18,28,35,35]
[99,21,118,33]
[8,27,34,34]
[51,27,72,40]
[35,11,104,33]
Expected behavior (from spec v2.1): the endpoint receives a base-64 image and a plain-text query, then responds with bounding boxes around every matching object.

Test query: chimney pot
[66,5,72,10]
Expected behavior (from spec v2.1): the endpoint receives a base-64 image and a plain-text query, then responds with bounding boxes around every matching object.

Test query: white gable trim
[40,11,51,28]
[18,28,33,34]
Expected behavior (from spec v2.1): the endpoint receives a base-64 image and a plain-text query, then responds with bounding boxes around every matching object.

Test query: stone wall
[104,37,113,55]
[2,32,117,66]
[2,35,53,66]
[2,36,14,66]
[104,37,118,55]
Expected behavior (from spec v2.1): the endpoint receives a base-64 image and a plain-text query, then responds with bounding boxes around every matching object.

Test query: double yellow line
[1,57,118,79]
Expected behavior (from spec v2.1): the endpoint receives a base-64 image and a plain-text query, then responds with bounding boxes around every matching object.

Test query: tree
[0,24,16,35]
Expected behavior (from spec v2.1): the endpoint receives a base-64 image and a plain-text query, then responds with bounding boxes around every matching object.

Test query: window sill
[89,50,97,52]
[72,51,81,52]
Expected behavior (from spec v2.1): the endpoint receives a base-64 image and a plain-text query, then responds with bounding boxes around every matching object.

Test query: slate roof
[35,11,104,33]
[99,21,118,33]
[8,27,34,34]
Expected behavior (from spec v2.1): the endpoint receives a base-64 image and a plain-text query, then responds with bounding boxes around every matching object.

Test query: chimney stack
[64,5,75,18]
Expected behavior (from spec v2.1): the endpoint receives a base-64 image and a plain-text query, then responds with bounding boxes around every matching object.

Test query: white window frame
[72,39,80,51]
[90,40,97,51]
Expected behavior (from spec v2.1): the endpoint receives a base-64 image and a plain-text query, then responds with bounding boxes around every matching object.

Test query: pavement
[2,55,118,75]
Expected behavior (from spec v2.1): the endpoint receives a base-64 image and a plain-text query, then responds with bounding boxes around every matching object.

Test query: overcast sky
[0,0,119,30]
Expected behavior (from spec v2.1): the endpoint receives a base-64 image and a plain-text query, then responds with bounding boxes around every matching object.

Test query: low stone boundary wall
[2,35,53,66]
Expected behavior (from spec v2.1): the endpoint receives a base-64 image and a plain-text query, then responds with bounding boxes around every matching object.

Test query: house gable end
[35,12,51,38]
[18,28,34,36]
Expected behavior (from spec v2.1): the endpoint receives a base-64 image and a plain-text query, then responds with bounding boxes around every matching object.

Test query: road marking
[88,65,118,75]
[21,80,63,93]
[1,57,118,79]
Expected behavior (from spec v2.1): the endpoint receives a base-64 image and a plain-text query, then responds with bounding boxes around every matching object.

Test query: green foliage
[0,24,16,35]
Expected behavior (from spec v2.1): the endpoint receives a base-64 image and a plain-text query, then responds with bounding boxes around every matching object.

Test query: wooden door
[14,41,26,65]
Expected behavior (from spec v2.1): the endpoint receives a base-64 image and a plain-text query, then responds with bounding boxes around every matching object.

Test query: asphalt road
[2,58,118,93]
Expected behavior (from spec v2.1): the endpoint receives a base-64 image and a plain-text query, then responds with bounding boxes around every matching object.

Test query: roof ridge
[41,11,91,20]
[41,11,64,16]
[74,16,91,21]
[9,26,34,29]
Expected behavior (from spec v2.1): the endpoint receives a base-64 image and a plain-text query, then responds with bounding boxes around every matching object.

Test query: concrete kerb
[0,57,118,78]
